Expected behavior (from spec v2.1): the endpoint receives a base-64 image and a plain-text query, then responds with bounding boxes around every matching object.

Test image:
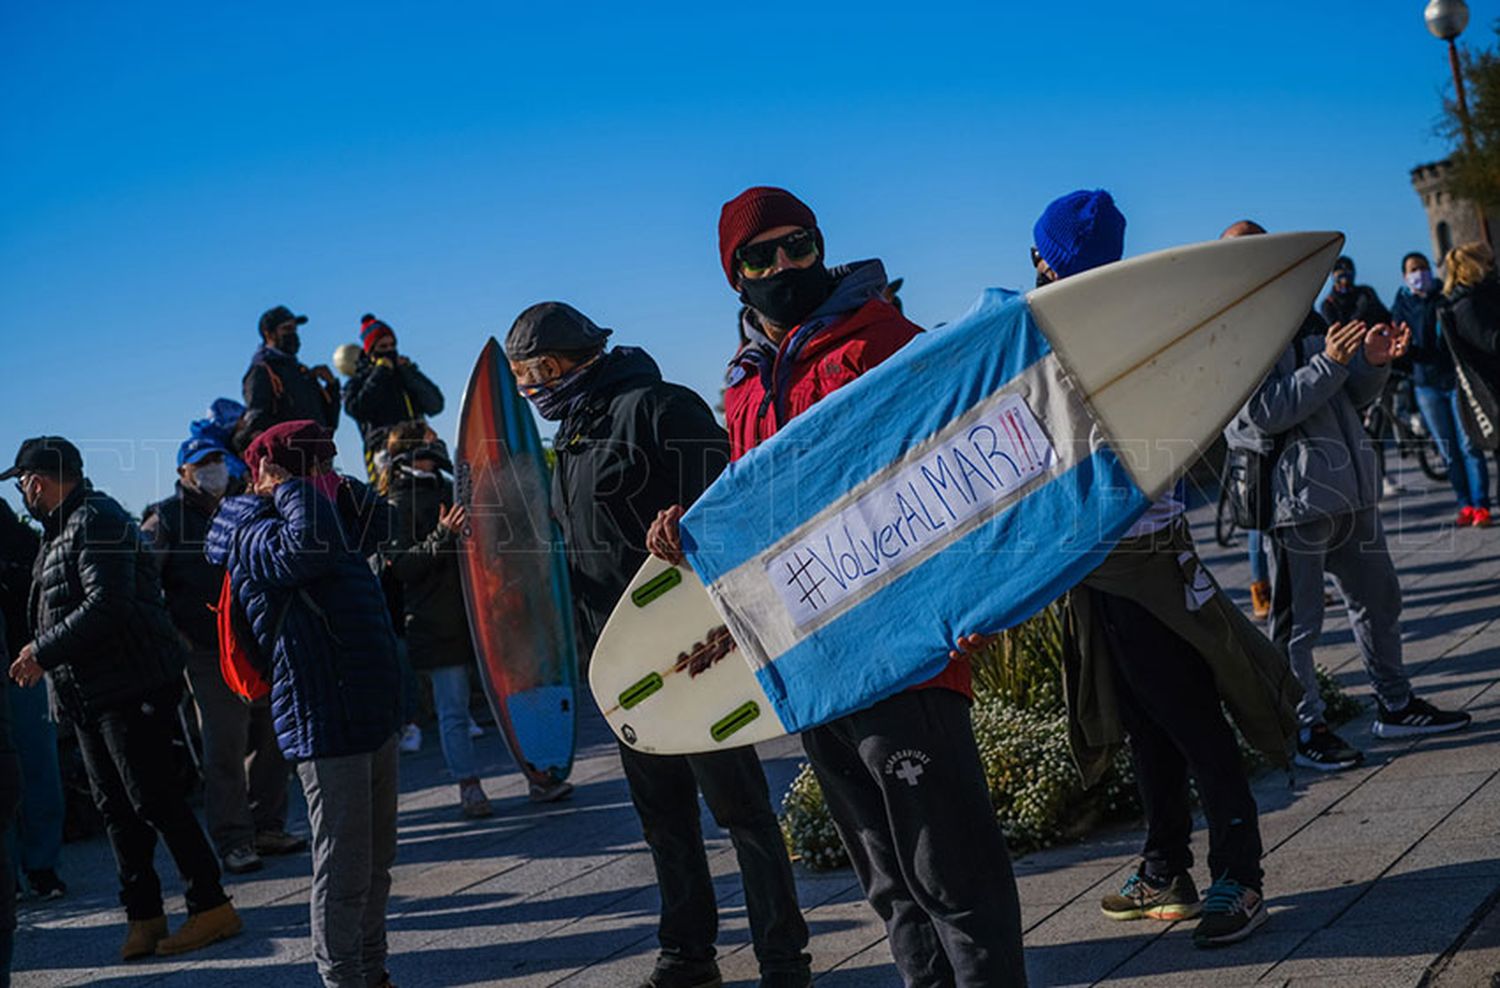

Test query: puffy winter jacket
[204,480,401,761]
[235,345,340,453]
[1391,286,1453,390]
[28,483,184,720]
[343,357,445,455]
[385,468,474,670]
[723,259,971,698]
[0,501,38,661]
[1224,311,1388,527]
[142,482,224,653]
[1320,284,1392,329]
[551,347,729,656]
[1443,275,1500,388]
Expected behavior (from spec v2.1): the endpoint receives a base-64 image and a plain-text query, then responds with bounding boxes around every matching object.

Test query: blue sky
[1,1,1489,514]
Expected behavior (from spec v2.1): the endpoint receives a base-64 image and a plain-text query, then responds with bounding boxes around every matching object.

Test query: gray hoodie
[1223,312,1388,528]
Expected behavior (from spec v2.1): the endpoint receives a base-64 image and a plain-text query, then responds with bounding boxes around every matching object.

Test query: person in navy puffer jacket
[205,420,401,988]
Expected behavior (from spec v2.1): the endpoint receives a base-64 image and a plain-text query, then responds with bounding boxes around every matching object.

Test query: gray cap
[504,302,612,361]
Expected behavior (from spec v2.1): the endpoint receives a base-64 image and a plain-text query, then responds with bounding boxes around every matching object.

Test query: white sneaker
[398,723,423,753]
[1381,477,1403,498]
[467,717,484,739]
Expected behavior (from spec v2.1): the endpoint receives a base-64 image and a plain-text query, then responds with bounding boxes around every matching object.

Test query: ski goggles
[736,228,819,278]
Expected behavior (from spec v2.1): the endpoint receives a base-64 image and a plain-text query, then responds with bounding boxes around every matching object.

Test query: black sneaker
[1372,696,1472,739]
[1100,867,1201,921]
[1193,876,1267,947]
[639,965,723,988]
[26,869,66,900]
[1294,724,1363,772]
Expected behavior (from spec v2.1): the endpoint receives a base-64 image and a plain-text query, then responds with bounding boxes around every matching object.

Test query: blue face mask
[520,357,601,420]
[1405,269,1433,294]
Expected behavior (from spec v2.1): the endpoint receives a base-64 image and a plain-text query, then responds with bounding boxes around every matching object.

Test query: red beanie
[360,313,396,353]
[244,420,337,481]
[717,186,822,287]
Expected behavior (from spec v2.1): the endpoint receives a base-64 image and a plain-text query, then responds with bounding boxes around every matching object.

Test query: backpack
[1220,330,1311,531]
[214,571,290,703]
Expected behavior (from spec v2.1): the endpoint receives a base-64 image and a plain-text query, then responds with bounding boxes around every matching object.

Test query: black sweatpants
[74,684,228,920]
[617,742,810,978]
[1096,590,1264,889]
[802,689,1027,988]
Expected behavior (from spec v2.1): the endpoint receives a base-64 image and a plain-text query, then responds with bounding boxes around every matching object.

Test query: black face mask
[274,331,301,356]
[738,263,834,330]
[1036,268,1057,289]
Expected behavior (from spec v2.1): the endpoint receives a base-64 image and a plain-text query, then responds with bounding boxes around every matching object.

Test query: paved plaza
[13,458,1500,987]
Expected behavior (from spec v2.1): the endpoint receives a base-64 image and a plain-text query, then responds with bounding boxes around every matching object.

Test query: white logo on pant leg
[883,748,932,787]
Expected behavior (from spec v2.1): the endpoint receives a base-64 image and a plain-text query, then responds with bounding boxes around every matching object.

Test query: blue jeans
[1247,528,1268,584]
[1415,384,1491,509]
[427,665,478,781]
[6,681,62,875]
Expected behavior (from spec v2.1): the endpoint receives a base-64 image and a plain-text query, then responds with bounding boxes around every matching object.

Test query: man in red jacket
[649,187,1027,987]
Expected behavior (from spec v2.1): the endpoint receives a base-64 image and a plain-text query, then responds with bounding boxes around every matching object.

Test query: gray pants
[184,651,290,855]
[1267,506,1411,726]
[296,735,399,988]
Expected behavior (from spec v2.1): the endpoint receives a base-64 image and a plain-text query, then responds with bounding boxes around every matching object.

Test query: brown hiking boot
[155,901,243,956]
[121,916,169,961]
[1249,580,1271,621]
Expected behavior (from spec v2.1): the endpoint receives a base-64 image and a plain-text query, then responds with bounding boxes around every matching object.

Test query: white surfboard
[589,557,782,754]
[591,231,1344,754]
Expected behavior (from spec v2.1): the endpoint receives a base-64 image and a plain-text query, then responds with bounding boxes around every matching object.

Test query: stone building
[1410,158,1490,264]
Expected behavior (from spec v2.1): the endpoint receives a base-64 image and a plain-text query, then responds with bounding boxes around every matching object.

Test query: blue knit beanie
[1033,189,1126,279]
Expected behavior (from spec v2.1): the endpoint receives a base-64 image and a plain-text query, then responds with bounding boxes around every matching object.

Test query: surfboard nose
[1027,230,1345,499]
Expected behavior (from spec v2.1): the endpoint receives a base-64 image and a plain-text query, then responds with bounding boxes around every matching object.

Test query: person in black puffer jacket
[4,436,240,960]
[234,305,341,454]
[1440,242,1500,497]
[1320,255,1393,329]
[342,315,444,480]
[143,434,302,875]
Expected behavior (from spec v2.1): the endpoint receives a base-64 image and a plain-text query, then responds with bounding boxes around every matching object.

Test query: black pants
[0,749,19,988]
[802,689,1027,988]
[1096,591,1264,890]
[74,685,228,920]
[617,742,810,978]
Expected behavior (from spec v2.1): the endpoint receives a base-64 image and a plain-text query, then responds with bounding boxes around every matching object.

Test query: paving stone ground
[12,457,1500,987]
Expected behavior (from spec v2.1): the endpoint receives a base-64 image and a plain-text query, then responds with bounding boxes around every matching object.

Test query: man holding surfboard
[648,187,1028,988]
[505,301,812,988]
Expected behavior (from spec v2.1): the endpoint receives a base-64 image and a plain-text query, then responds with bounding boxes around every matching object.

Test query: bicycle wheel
[1216,487,1239,548]
[1418,436,1449,482]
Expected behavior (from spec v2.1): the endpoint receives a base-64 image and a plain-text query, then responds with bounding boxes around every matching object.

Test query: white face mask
[190,462,230,498]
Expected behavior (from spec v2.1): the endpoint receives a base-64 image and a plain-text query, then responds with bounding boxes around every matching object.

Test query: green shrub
[778,615,1366,870]
[1317,663,1365,724]
[969,605,1065,711]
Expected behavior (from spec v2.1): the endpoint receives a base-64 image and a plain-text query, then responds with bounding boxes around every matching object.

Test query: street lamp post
[1425,0,1489,246]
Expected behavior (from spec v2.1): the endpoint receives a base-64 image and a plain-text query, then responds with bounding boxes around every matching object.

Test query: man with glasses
[4,437,242,960]
[506,301,811,988]
[649,186,1028,987]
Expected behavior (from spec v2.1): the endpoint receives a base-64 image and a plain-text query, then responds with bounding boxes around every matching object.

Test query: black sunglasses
[736,228,818,276]
[1030,246,1044,269]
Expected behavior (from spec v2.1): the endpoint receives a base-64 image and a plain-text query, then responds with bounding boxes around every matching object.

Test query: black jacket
[29,483,183,719]
[385,469,474,670]
[0,502,39,662]
[235,344,340,453]
[1320,285,1392,329]
[551,347,729,655]
[343,357,445,454]
[1443,275,1500,387]
[142,482,225,653]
